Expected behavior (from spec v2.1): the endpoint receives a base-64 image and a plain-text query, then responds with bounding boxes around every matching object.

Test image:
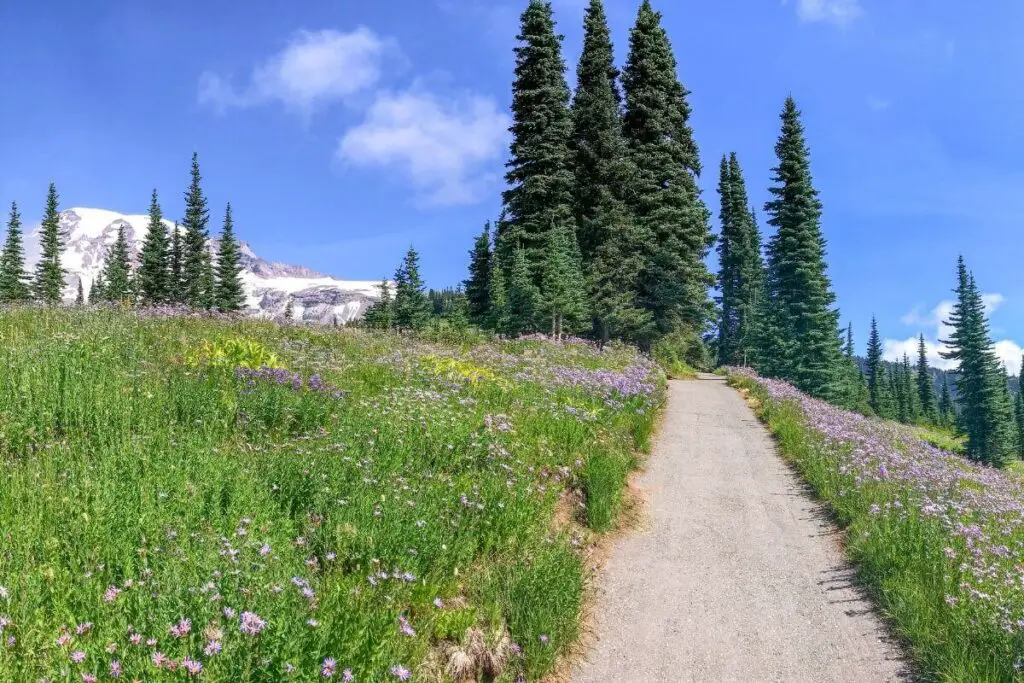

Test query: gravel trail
[571,376,911,683]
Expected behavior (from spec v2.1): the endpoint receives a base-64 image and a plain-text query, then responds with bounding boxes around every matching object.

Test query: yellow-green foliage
[186,335,283,370]
[420,354,502,385]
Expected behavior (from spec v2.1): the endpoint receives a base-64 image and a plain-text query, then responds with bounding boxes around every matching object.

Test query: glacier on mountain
[23,207,382,324]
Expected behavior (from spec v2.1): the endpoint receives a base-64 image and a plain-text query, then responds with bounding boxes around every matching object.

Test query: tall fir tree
[0,202,30,302]
[716,155,739,364]
[33,183,66,304]
[182,153,213,308]
[91,272,106,304]
[622,0,714,339]
[1015,375,1024,459]
[487,257,511,335]
[498,0,575,293]
[506,247,541,336]
[137,189,171,304]
[75,279,84,305]
[866,317,884,414]
[363,280,394,330]
[392,247,431,331]
[541,222,589,337]
[874,362,896,420]
[730,158,764,366]
[464,222,493,325]
[901,353,919,422]
[940,257,1014,466]
[758,97,843,400]
[214,203,246,311]
[169,223,184,303]
[939,375,955,428]
[101,225,133,302]
[717,154,763,365]
[916,334,938,423]
[570,0,649,342]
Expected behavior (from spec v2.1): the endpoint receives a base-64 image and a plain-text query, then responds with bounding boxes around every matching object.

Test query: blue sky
[1,0,1021,369]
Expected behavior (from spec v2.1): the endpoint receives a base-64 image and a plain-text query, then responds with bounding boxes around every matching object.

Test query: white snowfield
[24,207,383,324]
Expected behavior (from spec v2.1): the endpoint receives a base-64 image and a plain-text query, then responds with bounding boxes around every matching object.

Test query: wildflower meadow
[0,307,663,681]
[731,368,1024,681]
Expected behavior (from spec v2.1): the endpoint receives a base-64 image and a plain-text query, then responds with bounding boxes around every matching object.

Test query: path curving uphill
[571,376,911,683]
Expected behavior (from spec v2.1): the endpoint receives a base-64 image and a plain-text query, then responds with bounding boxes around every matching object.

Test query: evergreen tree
[875,362,896,420]
[866,317,884,413]
[363,280,394,329]
[91,273,106,305]
[392,247,430,331]
[731,159,764,366]
[102,225,133,302]
[940,257,1014,466]
[901,353,919,422]
[487,259,511,335]
[506,247,540,336]
[214,203,246,311]
[33,183,66,304]
[916,334,938,423]
[464,222,493,325]
[716,156,739,364]
[169,223,184,303]
[939,375,955,428]
[498,0,575,289]
[845,324,854,358]
[570,0,648,342]
[137,189,171,304]
[75,280,84,305]
[283,298,294,321]
[893,359,909,423]
[622,0,714,337]
[0,202,30,302]
[758,97,843,400]
[1015,379,1024,459]
[541,222,589,338]
[182,153,213,308]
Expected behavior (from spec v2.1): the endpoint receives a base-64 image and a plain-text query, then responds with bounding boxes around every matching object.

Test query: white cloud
[885,294,1022,376]
[337,89,510,207]
[788,0,863,27]
[199,28,393,114]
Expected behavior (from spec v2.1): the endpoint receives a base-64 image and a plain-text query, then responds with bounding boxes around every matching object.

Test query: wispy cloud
[787,0,863,27]
[886,294,1021,375]
[199,26,508,207]
[198,28,394,114]
[338,88,510,207]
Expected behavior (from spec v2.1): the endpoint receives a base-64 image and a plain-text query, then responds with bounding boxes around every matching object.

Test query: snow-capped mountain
[25,208,382,324]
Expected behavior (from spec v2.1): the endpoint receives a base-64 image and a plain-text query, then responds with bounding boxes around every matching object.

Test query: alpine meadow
[2,0,1023,681]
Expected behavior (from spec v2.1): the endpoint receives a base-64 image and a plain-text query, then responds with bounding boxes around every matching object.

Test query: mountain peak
[23,207,382,323]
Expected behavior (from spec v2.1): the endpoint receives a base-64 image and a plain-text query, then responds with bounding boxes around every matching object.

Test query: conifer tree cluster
[716,154,762,367]
[462,0,713,345]
[0,154,246,311]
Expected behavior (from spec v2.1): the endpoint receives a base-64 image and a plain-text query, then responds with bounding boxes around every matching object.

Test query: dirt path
[571,376,911,682]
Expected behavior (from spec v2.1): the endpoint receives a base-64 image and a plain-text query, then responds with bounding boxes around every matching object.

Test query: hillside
[731,368,1024,680]
[0,307,662,680]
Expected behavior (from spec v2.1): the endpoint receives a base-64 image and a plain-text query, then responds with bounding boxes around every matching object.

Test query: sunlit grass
[0,306,663,681]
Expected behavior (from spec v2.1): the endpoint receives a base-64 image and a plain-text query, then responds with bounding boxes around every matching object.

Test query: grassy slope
[730,371,1024,682]
[0,308,664,681]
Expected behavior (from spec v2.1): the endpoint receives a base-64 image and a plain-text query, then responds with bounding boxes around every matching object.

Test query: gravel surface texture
[571,376,912,683]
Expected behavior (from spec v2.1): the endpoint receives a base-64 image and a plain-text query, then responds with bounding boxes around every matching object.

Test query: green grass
[0,307,664,681]
[729,372,1024,682]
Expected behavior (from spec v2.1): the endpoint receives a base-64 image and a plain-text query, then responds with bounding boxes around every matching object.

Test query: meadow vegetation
[0,307,662,681]
[731,369,1024,682]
